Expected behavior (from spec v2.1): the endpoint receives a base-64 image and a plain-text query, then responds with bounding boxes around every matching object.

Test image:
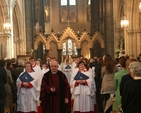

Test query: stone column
[135,29,141,56]
[25,0,35,54]
[103,0,114,57]
[127,30,134,57]
[57,49,62,64]
[91,0,100,32]
[77,48,81,56]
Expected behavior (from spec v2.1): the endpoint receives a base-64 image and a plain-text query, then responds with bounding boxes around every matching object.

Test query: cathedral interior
[0,0,141,63]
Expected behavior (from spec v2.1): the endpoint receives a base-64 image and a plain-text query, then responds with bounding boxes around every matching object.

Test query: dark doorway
[93,40,102,57]
[37,42,45,61]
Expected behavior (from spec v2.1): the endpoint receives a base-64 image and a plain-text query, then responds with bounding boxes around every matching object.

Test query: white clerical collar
[51,71,58,74]
[134,76,141,80]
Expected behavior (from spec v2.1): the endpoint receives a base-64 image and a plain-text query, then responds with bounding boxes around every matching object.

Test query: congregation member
[70,60,96,113]
[17,62,39,113]
[101,54,118,113]
[121,62,141,113]
[95,57,103,113]
[4,60,13,108]
[7,59,18,104]
[15,59,24,77]
[89,57,96,77]
[11,58,18,68]
[40,60,71,113]
[0,60,7,113]
[113,56,127,112]
[120,58,137,96]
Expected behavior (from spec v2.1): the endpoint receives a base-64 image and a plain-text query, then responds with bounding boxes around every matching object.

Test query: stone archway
[90,32,105,58]
[49,41,58,59]
[13,1,25,57]
[34,27,105,61]
[81,40,90,58]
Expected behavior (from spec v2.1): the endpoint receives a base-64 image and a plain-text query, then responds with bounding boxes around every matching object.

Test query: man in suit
[0,60,7,113]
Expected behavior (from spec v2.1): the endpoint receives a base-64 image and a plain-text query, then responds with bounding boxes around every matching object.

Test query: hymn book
[74,71,89,80]
[19,72,34,82]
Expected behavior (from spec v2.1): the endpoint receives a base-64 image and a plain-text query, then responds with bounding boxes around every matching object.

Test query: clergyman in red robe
[40,60,71,113]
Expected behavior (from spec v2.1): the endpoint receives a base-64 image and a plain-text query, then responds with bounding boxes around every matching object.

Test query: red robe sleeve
[20,82,33,88]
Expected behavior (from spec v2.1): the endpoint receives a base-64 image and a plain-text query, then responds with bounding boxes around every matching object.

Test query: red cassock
[40,70,71,113]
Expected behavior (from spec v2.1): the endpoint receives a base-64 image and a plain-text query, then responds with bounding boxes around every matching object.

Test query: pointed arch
[81,40,90,58]
[13,1,26,56]
[49,41,58,59]
[34,33,47,50]
[92,32,105,48]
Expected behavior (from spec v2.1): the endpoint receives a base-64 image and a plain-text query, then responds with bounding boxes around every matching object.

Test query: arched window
[61,0,76,6]
[68,39,72,55]
[87,0,91,21]
[62,39,78,56]
[44,0,50,23]
[61,0,67,6]
[60,0,77,23]
[69,0,76,5]
[63,42,67,55]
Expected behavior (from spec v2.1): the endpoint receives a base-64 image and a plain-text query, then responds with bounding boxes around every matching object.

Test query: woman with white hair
[121,62,141,113]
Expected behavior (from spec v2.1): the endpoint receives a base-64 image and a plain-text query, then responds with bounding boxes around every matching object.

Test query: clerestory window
[60,0,77,23]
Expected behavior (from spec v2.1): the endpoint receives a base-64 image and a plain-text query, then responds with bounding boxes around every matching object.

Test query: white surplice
[70,68,96,112]
[41,68,49,75]
[62,64,72,83]
[32,63,42,101]
[41,68,49,84]
[17,71,39,112]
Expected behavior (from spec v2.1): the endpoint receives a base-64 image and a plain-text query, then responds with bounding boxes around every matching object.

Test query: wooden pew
[10,93,17,113]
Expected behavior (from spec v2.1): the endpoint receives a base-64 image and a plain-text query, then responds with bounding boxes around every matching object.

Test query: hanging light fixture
[3,22,11,33]
[120,15,129,28]
[120,0,129,28]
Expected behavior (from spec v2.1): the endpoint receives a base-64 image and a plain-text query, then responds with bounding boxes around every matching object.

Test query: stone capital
[126,29,134,35]
[134,29,141,34]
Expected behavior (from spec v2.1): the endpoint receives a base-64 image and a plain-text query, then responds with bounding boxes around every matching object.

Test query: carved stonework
[134,29,141,34]
[92,32,105,48]
[34,27,105,56]
[127,29,134,35]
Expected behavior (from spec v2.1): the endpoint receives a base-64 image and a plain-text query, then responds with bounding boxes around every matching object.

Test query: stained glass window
[62,39,77,56]
[63,42,66,55]
[74,43,78,55]
[68,39,72,55]
[61,0,67,6]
